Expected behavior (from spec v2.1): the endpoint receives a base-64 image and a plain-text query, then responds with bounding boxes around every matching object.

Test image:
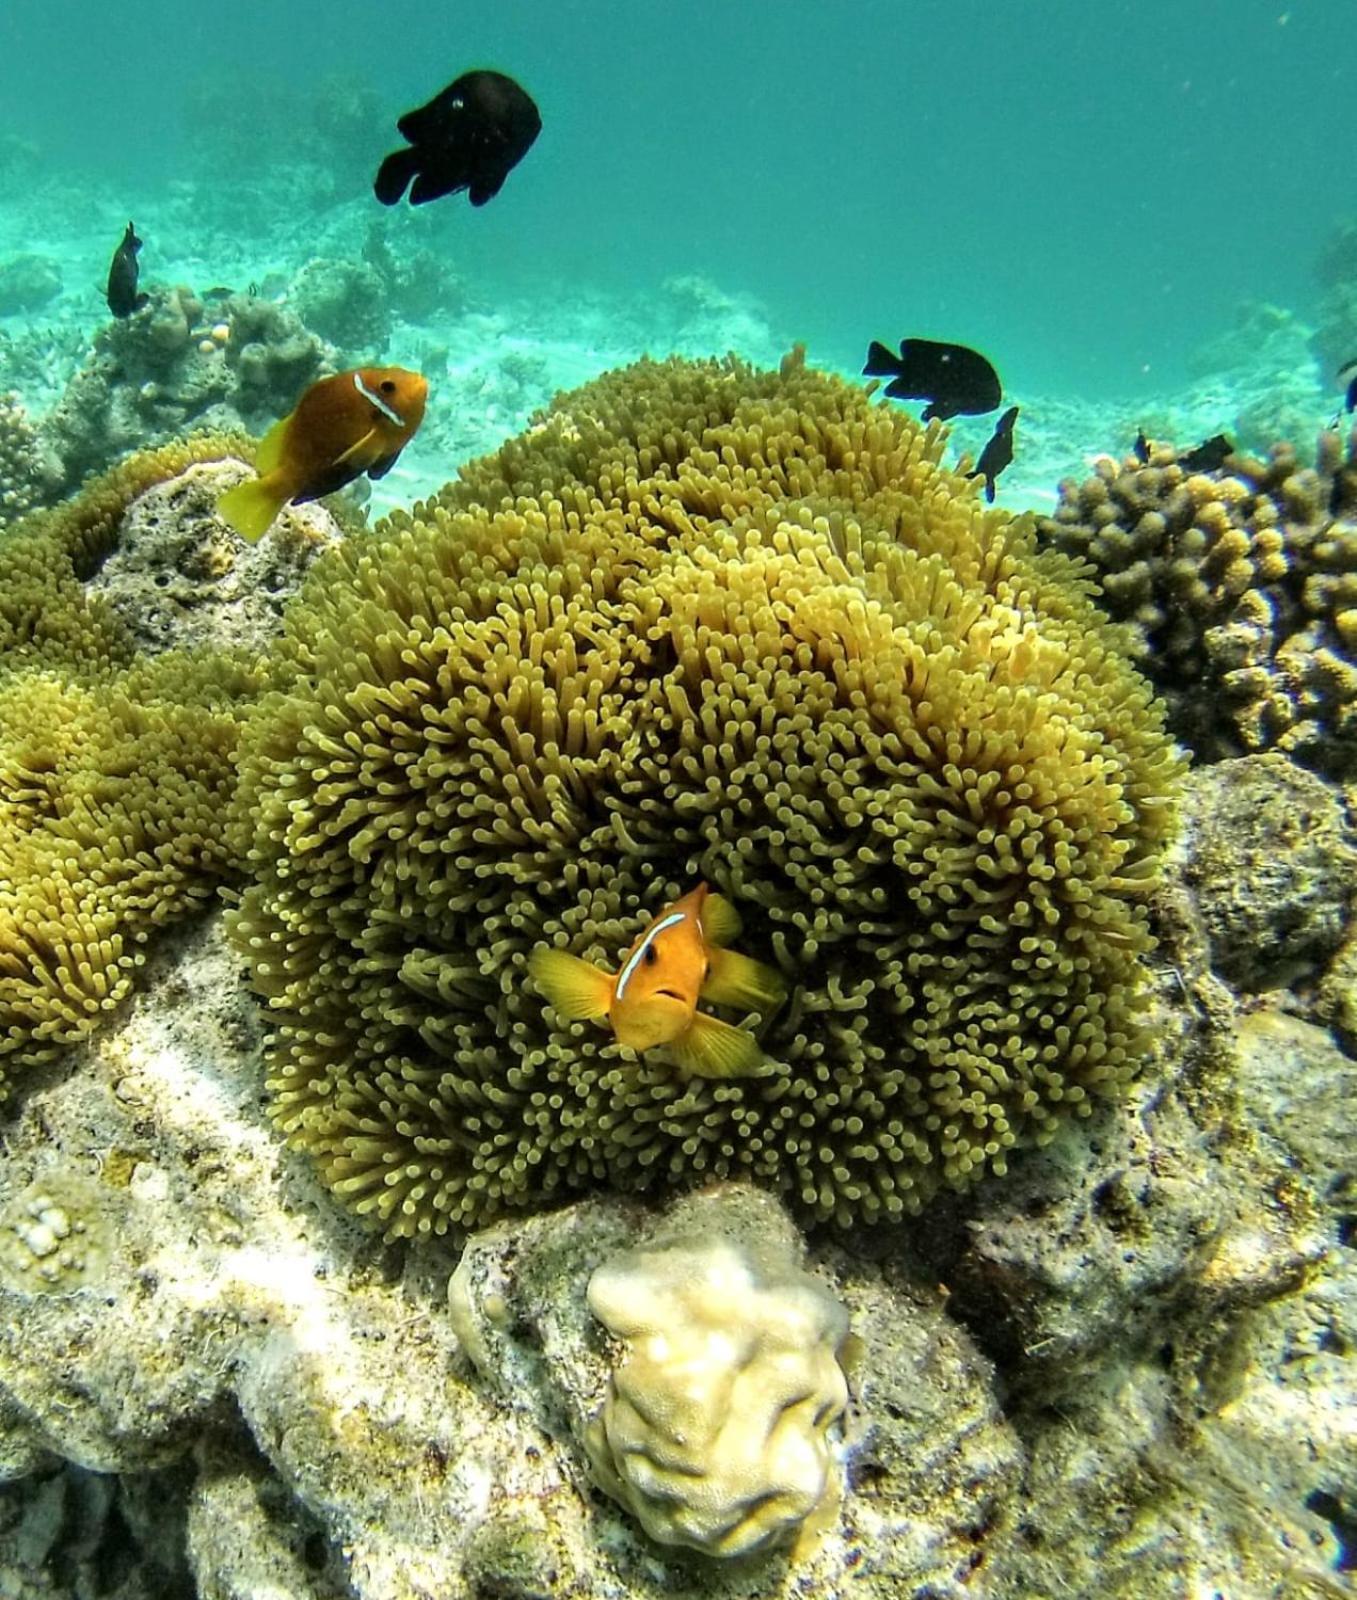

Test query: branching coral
[1039,425,1357,772]
[0,435,262,1102]
[227,351,1183,1239]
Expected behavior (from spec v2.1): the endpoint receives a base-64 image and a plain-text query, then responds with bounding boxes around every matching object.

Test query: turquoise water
[0,0,1352,500]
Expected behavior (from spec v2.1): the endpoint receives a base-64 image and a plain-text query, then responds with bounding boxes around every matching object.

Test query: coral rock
[584,1230,851,1557]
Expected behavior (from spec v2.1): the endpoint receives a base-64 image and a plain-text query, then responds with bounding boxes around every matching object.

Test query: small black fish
[106,220,149,318]
[1339,357,1357,415]
[1133,429,1151,464]
[967,405,1019,503]
[863,337,1002,423]
[374,69,541,208]
[1177,433,1234,473]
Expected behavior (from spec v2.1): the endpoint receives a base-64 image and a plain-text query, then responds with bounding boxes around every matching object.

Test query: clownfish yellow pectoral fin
[528,946,613,1022]
[700,946,787,1013]
[701,892,742,947]
[216,476,289,544]
[331,425,381,469]
[254,414,290,476]
[669,1012,767,1080]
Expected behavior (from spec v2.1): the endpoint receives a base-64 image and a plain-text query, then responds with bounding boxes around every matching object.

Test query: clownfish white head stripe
[353,370,405,426]
[614,910,686,1001]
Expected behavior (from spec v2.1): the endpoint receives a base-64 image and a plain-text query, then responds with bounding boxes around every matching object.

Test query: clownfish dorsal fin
[700,947,786,1013]
[669,1012,766,1080]
[254,414,290,476]
[528,946,613,1021]
[700,891,742,946]
[332,425,380,468]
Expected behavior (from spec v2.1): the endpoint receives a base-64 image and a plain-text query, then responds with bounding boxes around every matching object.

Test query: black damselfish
[1177,433,1234,472]
[1133,429,1151,464]
[863,337,1001,422]
[1340,357,1357,415]
[374,70,541,208]
[968,405,1019,503]
[106,221,148,318]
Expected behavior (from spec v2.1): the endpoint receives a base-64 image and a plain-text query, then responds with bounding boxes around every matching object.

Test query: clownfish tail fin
[529,946,613,1022]
[217,476,287,544]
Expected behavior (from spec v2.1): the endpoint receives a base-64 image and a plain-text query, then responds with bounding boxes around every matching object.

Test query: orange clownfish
[528,884,786,1080]
[216,365,429,543]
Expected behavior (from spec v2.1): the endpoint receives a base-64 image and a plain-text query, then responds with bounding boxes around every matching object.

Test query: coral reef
[289,257,390,357]
[1180,754,1357,991]
[1184,301,1325,454]
[0,253,61,316]
[87,458,345,657]
[0,391,61,524]
[0,437,292,1105]
[227,350,1183,1240]
[1040,424,1357,773]
[43,288,332,491]
[583,1228,851,1557]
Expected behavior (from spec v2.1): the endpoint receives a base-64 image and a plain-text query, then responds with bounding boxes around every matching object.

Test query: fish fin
[699,892,742,947]
[332,426,380,468]
[700,947,786,1012]
[254,415,290,476]
[669,1012,765,1080]
[374,146,421,205]
[365,448,405,481]
[863,339,902,376]
[468,171,508,206]
[410,165,465,204]
[528,947,613,1022]
[216,477,288,544]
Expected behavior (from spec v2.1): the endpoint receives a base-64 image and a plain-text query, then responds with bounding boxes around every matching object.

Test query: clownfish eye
[643,944,659,966]
[380,379,397,394]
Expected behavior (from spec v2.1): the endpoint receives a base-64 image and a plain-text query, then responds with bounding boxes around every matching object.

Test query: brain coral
[227,351,1183,1239]
[585,1233,851,1557]
[0,435,261,1102]
[1039,425,1357,772]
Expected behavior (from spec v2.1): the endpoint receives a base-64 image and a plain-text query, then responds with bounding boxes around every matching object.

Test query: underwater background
[1,0,1353,513]
[5,3,1357,1598]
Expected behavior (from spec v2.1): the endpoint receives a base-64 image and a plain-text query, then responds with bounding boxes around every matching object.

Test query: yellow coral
[0,435,261,1102]
[1042,426,1357,771]
[228,352,1183,1238]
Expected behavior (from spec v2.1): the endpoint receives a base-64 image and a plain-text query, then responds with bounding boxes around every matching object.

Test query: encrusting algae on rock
[226,349,1186,1240]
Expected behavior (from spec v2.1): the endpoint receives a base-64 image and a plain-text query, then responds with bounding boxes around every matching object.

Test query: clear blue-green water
[0,0,1352,500]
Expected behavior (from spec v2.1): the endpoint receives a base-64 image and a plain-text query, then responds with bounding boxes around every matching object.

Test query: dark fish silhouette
[106,221,149,318]
[863,337,1002,423]
[374,69,541,208]
[1133,429,1151,464]
[1177,433,1234,472]
[1340,357,1357,415]
[967,405,1019,503]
